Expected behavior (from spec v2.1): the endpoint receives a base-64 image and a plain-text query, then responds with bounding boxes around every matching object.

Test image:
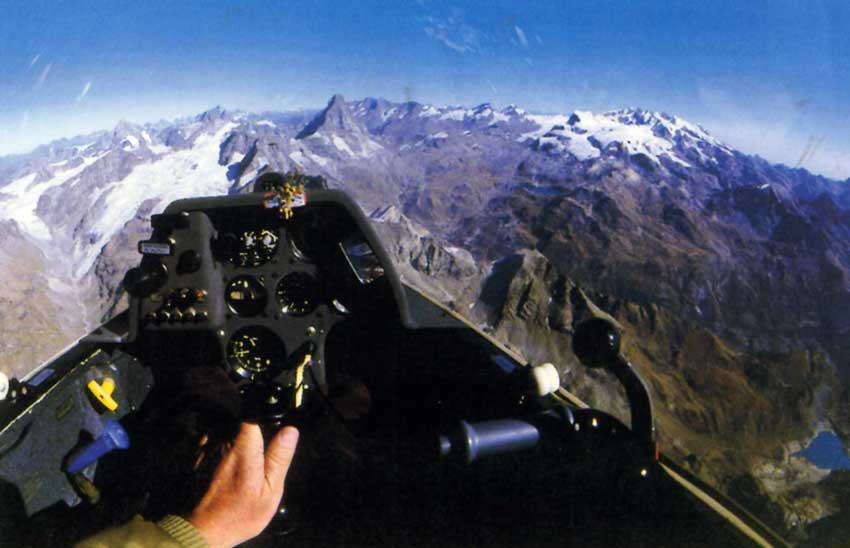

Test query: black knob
[177,250,202,274]
[572,318,621,369]
[182,308,197,322]
[240,383,289,424]
[123,262,168,297]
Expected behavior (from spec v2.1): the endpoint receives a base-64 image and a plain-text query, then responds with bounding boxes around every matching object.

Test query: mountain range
[1,94,849,539]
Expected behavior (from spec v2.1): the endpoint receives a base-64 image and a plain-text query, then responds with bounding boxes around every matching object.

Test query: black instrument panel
[125,190,409,392]
[213,204,346,389]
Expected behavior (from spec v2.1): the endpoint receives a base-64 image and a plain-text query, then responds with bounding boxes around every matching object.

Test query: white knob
[0,372,8,401]
[530,363,560,396]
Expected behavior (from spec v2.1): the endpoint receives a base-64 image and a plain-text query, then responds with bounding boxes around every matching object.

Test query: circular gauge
[276,272,319,316]
[288,230,314,262]
[288,217,325,263]
[226,326,287,378]
[225,276,268,316]
[287,207,350,263]
[233,229,279,267]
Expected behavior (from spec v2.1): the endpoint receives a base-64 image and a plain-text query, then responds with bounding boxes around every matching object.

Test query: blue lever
[67,420,130,474]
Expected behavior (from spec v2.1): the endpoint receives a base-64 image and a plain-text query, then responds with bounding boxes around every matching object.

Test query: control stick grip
[439,419,540,464]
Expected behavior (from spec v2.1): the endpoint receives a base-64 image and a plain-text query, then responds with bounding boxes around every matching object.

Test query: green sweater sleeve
[75,514,210,548]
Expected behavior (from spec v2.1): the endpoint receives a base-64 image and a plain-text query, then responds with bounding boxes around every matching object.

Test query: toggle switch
[87,378,118,412]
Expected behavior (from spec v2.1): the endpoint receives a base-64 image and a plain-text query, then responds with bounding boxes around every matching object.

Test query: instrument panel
[209,205,332,385]
[124,188,407,397]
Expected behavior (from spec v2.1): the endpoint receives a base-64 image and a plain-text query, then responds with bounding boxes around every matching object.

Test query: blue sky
[1,0,848,179]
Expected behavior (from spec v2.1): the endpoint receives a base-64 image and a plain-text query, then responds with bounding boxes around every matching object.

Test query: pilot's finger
[264,426,299,490]
[234,422,264,461]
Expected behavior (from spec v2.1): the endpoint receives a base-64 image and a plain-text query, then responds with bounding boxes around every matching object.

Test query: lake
[796,431,850,470]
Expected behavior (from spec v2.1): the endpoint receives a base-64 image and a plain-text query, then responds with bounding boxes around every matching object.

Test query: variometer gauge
[233,229,279,267]
[226,326,287,379]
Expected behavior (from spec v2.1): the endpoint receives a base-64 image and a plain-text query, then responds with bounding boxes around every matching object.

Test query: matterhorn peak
[327,94,346,108]
[296,94,359,140]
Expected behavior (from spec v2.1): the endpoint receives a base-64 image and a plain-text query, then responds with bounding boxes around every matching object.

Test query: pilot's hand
[188,422,299,548]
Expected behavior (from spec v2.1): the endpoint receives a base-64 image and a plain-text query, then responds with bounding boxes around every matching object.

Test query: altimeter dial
[226,326,287,379]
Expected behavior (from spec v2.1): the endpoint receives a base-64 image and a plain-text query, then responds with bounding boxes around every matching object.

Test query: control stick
[572,318,655,445]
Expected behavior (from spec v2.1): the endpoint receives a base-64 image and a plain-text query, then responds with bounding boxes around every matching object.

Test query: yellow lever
[293,354,312,409]
[87,378,118,412]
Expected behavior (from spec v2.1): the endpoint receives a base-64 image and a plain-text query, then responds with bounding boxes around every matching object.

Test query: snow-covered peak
[112,120,141,137]
[472,103,493,115]
[591,108,724,147]
[196,106,229,124]
[348,98,533,135]
[502,104,527,117]
[521,107,731,167]
[106,120,145,151]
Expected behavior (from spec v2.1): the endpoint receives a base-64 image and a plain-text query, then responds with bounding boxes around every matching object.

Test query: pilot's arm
[74,514,209,548]
[76,423,299,548]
